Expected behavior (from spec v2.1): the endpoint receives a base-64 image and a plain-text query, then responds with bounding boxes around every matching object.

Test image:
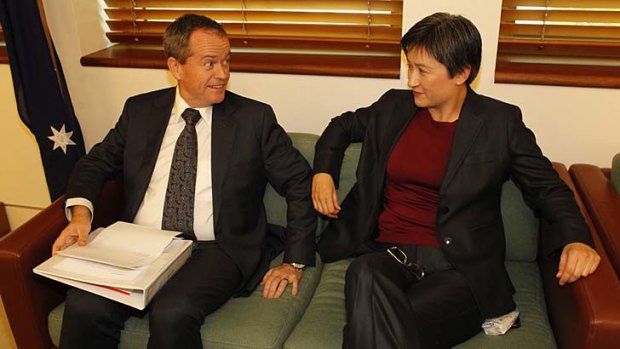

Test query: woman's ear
[455,65,472,85]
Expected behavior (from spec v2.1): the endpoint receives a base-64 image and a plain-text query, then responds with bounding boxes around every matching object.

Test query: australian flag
[0,0,85,201]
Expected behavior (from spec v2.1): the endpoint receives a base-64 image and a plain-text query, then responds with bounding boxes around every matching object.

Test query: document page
[58,221,181,269]
[53,257,147,282]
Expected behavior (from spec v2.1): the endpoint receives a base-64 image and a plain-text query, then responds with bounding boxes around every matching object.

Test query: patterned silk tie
[162,108,201,240]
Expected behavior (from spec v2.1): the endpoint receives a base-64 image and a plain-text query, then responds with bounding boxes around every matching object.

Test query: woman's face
[406,47,468,112]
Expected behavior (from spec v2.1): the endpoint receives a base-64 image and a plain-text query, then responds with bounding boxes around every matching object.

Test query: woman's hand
[556,242,601,285]
[312,173,341,218]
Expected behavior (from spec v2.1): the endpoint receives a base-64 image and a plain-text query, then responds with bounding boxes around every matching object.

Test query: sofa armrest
[0,177,124,349]
[569,164,620,275]
[539,163,620,349]
[0,197,68,349]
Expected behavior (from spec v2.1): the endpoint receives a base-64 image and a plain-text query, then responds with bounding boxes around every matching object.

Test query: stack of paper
[34,221,192,310]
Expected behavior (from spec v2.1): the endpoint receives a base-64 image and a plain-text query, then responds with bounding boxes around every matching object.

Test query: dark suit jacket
[66,87,316,288]
[314,88,592,317]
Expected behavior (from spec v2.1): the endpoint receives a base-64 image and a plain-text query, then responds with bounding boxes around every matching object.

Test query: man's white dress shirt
[67,87,215,240]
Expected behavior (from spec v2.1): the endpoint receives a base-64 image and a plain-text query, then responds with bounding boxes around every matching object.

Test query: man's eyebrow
[198,51,231,60]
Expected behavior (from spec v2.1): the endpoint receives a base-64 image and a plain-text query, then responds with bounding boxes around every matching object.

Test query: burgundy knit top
[376,109,458,247]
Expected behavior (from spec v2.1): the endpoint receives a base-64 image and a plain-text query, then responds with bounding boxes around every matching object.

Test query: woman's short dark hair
[401,12,482,85]
[163,14,227,63]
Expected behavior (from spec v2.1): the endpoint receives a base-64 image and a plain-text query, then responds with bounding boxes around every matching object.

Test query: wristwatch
[289,263,306,271]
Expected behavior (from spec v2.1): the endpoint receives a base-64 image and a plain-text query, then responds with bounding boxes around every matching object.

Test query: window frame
[81,0,404,79]
[495,0,620,89]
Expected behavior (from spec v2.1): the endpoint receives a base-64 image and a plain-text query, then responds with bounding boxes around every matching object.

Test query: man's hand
[51,205,92,255]
[312,173,341,218]
[261,263,303,299]
[556,242,601,285]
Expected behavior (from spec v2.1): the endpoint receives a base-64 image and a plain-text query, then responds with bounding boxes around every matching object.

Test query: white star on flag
[48,124,76,154]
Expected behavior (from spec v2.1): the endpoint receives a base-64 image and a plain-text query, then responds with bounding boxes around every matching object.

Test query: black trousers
[343,243,484,349]
[59,241,243,349]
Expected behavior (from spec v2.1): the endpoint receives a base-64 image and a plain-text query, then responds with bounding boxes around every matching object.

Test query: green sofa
[0,133,617,349]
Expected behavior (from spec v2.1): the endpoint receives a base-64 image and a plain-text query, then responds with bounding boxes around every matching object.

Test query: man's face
[406,47,467,111]
[169,29,231,107]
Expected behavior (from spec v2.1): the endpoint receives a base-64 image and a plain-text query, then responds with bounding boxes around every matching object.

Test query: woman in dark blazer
[312,12,600,349]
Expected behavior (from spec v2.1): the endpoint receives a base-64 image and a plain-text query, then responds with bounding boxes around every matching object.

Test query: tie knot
[182,108,201,126]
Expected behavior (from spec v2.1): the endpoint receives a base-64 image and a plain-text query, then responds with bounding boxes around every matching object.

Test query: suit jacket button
[444,237,453,245]
[440,207,450,214]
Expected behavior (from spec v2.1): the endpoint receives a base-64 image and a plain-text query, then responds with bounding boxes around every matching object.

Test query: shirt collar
[171,87,212,124]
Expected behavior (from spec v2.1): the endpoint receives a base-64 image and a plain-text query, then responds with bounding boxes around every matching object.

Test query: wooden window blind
[0,24,7,64]
[82,0,404,78]
[496,0,620,88]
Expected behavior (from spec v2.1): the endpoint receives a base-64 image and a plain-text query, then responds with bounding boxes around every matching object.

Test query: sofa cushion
[454,262,555,349]
[501,180,539,262]
[263,133,318,227]
[284,260,555,349]
[283,259,349,349]
[612,153,620,195]
[49,254,323,349]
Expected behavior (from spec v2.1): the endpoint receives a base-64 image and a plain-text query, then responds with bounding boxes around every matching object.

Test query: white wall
[1,0,619,226]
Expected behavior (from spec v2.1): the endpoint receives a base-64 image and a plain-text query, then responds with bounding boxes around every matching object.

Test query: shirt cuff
[65,198,94,223]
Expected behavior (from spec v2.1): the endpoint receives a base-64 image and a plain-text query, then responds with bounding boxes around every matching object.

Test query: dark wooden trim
[495,60,620,89]
[0,46,7,64]
[106,33,402,53]
[0,202,10,237]
[80,44,401,79]
[498,38,620,58]
[81,45,166,69]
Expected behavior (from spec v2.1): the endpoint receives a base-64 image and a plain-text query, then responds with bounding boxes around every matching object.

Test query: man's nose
[214,62,229,79]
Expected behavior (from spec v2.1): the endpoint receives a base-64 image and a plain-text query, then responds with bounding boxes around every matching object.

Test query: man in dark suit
[51,14,315,349]
[312,12,600,349]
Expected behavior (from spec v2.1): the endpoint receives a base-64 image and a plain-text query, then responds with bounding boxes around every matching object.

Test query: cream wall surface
[0,67,50,228]
[0,0,619,227]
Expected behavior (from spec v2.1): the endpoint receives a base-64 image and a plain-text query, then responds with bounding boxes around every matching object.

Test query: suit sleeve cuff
[65,198,94,223]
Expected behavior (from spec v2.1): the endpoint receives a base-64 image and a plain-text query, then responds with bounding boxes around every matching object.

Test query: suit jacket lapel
[211,92,237,230]
[376,92,416,191]
[127,88,175,219]
[381,92,417,159]
[441,88,485,192]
